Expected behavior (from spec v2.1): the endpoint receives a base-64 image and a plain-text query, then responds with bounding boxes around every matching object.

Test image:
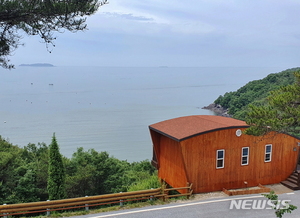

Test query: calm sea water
[0,66,283,161]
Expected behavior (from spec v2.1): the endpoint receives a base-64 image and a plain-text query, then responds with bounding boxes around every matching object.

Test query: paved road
[72,191,300,218]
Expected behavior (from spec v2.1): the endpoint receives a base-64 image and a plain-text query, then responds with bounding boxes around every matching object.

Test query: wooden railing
[160,183,193,200]
[0,184,193,217]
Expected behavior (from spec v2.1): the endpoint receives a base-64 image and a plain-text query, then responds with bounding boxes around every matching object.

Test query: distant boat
[159,66,168,68]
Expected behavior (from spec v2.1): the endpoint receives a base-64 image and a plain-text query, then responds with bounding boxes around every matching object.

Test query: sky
[8,0,300,68]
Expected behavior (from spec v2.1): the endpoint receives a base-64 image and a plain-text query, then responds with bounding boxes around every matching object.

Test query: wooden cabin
[149,115,300,193]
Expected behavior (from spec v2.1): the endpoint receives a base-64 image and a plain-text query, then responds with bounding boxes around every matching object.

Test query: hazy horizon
[6,1,300,69]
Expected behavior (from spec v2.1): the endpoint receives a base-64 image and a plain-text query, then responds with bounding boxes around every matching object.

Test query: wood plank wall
[150,130,188,193]
[179,128,299,193]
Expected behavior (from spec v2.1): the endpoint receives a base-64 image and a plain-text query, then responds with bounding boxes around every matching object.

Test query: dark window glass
[242,148,248,156]
[242,156,248,165]
[265,153,271,161]
[217,159,223,168]
[218,150,224,159]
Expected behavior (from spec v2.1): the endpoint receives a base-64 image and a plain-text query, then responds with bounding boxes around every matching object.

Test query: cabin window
[265,144,272,162]
[216,149,225,169]
[241,147,249,165]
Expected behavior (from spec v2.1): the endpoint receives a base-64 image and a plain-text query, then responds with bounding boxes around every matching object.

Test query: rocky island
[20,63,54,67]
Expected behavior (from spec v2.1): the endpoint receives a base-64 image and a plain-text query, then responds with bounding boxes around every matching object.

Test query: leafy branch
[262,191,297,218]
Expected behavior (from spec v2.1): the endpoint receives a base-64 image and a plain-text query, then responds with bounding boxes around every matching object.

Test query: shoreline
[202,103,231,117]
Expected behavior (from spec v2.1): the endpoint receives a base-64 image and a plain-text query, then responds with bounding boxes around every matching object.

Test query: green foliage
[0,137,158,204]
[65,148,129,197]
[245,72,300,137]
[127,172,160,192]
[0,0,108,69]
[47,134,66,200]
[0,137,24,204]
[65,148,158,197]
[22,143,49,201]
[214,68,298,119]
[13,168,40,203]
[263,191,297,218]
[0,138,49,203]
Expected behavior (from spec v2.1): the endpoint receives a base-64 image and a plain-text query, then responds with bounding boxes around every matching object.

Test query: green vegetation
[263,191,297,218]
[0,136,158,204]
[214,68,299,120]
[213,67,300,137]
[245,71,300,137]
[47,134,66,200]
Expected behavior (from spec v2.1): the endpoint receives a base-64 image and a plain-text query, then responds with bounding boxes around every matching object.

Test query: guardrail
[0,184,193,217]
[158,182,193,201]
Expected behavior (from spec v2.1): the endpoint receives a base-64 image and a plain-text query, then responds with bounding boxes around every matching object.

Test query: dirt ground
[187,183,293,202]
[264,183,294,194]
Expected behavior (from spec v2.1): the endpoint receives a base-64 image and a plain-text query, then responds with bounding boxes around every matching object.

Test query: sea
[0,66,284,162]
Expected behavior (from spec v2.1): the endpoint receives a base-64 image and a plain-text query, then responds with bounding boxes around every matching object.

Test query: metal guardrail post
[3,204,7,218]
[46,200,50,216]
[150,188,153,201]
[119,192,123,206]
[85,196,89,211]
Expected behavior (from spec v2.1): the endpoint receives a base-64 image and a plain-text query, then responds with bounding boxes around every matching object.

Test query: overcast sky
[9,0,300,68]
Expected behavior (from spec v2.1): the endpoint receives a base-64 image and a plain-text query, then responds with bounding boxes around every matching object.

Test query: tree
[22,143,49,201]
[213,68,297,119]
[47,134,66,200]
[0,136,24,204]
[0,0,108,69]
[245,72,300,137]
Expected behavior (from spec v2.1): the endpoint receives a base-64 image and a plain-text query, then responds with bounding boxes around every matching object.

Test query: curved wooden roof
[149,115,249,141]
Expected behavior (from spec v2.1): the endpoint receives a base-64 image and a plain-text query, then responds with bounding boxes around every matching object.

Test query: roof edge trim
[149,126,181,142]
[149,125,250,142]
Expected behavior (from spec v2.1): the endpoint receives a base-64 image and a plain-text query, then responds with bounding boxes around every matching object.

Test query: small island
[19,63,54,67]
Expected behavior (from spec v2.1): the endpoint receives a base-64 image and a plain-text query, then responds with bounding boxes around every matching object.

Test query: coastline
[202,103,231,117]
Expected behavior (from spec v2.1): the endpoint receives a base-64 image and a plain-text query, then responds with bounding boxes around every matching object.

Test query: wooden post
[187,182,190,199]
[161,180,167,201]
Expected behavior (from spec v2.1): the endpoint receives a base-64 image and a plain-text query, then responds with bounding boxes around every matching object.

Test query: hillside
[210,67,299,120]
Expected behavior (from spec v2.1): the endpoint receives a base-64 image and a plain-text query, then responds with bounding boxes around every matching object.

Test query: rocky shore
[202,103,231,117]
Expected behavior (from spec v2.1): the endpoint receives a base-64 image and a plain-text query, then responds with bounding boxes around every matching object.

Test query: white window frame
[216,149,225,169]
[265,144,272,162]
[241,147,249,166]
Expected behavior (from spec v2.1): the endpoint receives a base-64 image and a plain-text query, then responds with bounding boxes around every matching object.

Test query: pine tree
[47,134,66,200]
[245,72,300,137]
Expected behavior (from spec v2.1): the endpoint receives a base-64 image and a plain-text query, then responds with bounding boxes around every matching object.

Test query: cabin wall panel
[180,129,299,193]
[157,135,188,192]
